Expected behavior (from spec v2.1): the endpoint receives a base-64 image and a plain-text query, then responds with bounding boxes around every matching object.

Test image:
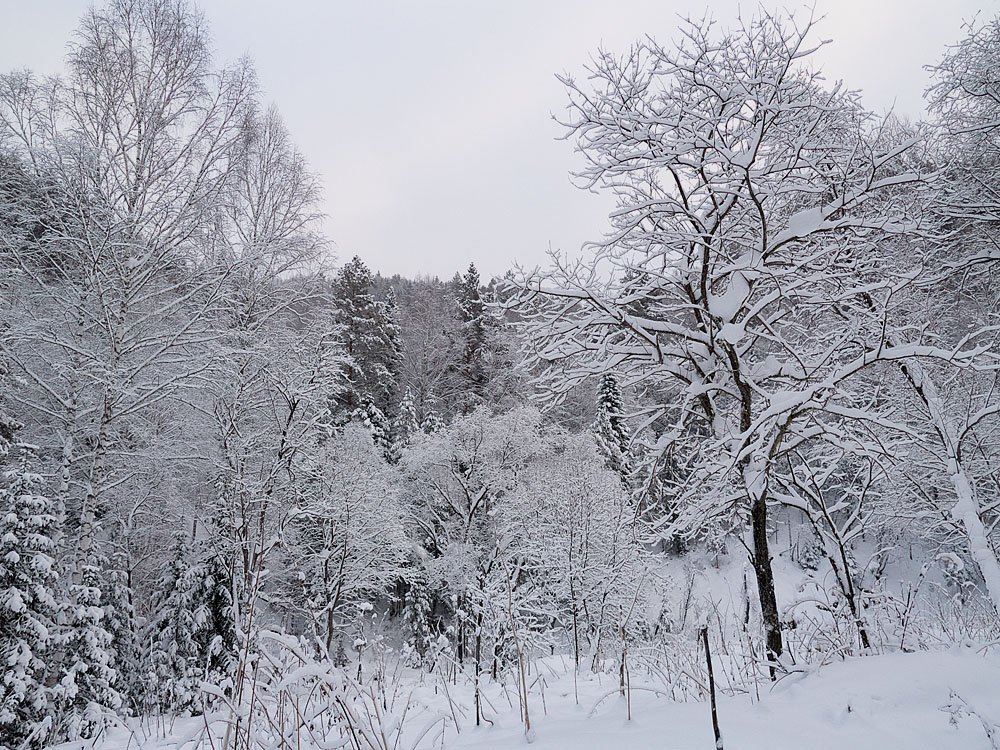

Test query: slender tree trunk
[474,612,483,726]
[77,394,113,580]
[737,376,783,674]
[807,510,872,651]
[859,287,1000,610]
[571,600,580,671]
[899,359,1000,609]
[750,490,783,676]
[55,353,80,547]
[457,594,465,664]
[700,627,724,750]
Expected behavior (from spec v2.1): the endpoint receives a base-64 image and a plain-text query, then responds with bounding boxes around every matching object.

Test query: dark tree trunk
[700,626,724,750]
[750,491,783,677]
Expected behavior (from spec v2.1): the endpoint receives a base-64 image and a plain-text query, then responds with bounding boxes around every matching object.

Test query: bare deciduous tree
[512,11,982,670]
[0,0,256,575]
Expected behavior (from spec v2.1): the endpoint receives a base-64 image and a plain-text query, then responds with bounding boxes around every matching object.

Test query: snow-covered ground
[449,648,1000,750]
[50,550,1000,750]
[55,646,999,750]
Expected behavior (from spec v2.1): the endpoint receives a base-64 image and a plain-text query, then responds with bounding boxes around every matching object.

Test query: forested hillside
[1,3,999,749]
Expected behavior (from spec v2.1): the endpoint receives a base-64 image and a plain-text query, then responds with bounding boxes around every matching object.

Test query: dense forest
[1,2,1000,749]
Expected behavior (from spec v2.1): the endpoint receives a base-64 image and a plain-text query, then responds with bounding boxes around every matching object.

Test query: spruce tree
[57,555,121,740]
[389,388,421,463]
[331,257,402,415]
[146,535,200,714]
[380,285,404,391]
[452,265,517,412]
[420,407,446,435]
[146,539,237,715]
[457,265,486,359]
[393,389,420,444]
[355,396,393,461]
[0,454,58,750]
[454,264,487,410]
[401,569,435,668]
[592,374,631,485]
[101,559,140,716]
[185,554,237,701]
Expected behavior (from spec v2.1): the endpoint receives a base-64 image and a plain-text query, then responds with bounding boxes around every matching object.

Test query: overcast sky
[1,0,994,278]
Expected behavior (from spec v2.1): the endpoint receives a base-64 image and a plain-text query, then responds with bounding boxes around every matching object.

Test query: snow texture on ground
[52,646,1000,750]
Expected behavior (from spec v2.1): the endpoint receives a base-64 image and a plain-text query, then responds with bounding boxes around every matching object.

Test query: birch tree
[0,0,255,575]
[205,101,335,602]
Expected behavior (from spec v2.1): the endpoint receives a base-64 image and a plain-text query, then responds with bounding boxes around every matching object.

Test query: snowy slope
[54,646,1000,750]
[446,648,999,750]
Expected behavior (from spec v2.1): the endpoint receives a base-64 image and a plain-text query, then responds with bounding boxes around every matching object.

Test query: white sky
[1,0,995,278]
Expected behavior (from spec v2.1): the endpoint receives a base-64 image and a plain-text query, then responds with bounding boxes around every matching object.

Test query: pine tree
[146,539,238,715]
[355,396,393,461]
[0,454,58,750]
[101,559,140,716]
[592,374,631,485]
[420,407,446,435]
[184,554,237,701]
[146,535,200,714]
[454,264,487,410]
[57,555,121,740]
[331,257,401,415]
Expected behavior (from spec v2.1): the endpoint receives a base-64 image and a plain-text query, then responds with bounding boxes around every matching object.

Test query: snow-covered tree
[403,406,545,666]
[101,559,141,715]
[393,388,421,445]
[287,426,408,656]
[205,98,342,628]
[771,447,880,650]
[455,263,488,410]
[592,374,631,485]
[354,396,393,461]
[146,535,196,713]
[56,556,121,740]
[898,15,1000,609]
[400,564,436,666]
[928,15,1000,190]
[145,536,239,716]
[197,101,334,657]
[0,455,58,750]
[0,0,256,580]
[390,277,466,421]
[331,257,402,415]
[420,404,446,435]
[504,434,645,669]
[454,266,520,414]
[184,554,237,697]
[0,360,18,460]
[513,11,957,670]
[382,285,405,395]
